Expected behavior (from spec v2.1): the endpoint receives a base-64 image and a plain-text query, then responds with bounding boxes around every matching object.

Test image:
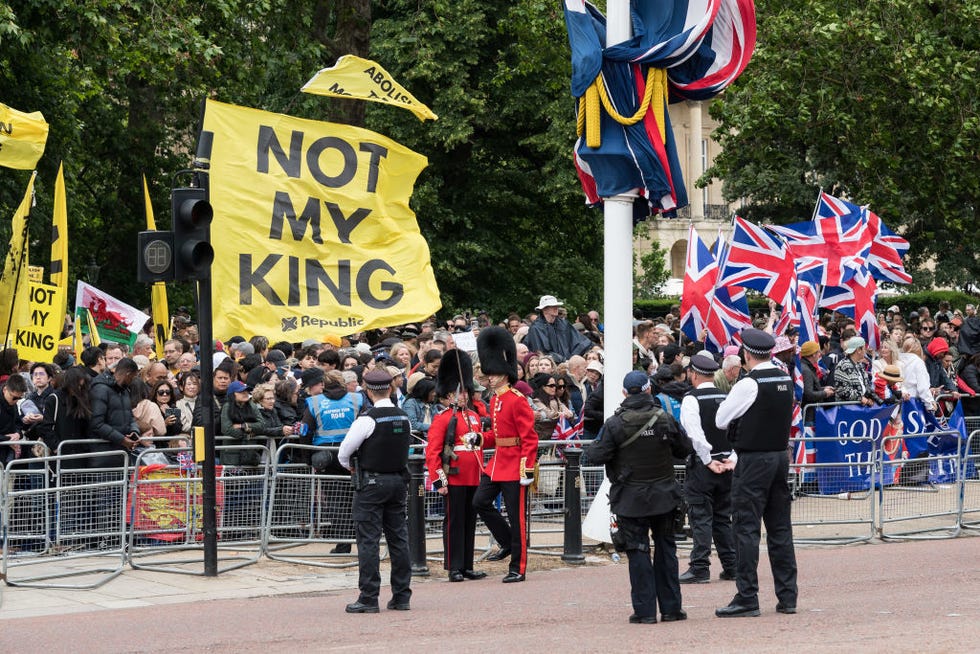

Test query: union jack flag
[702,234,752,353]
[554,413,584,441]
[819,268,880,350]
[768,213,871,287]
[717,216,796,303]
[816,191,911,284]
[680,225,718,342]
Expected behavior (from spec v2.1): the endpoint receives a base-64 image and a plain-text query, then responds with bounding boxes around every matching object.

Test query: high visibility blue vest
[307,392,362,445]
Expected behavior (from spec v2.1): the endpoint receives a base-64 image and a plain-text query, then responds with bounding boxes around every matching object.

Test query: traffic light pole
[197,270,218,576]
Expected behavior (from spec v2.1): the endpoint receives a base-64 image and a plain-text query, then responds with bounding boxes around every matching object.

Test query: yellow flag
[72,309,84,355]
[0,172,36,342]
[301,55,438,122]
[201,99,441,341]
[84,305,101,347]
[0,102,49,169]
[51,162,69,328]
[144,175,169,360]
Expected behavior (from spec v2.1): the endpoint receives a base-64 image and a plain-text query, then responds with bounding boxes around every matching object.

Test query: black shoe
[486,548,511,561]
[661,610,688,622]
[776,603,797,614]
[502,572,525,583]
[679,569,710,584]
[462,569,487,580]
[386,599,411,611]
[449,571,465,582]
[331,543,352,554]
[715,601,760,618]
[345,601,379,614]
[719,569,737,581]
[628,614,657,624]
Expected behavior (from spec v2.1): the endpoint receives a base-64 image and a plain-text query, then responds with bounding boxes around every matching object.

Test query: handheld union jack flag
[554,414,584,441]
[702,234,752,353]
[819,268,881,350]
[816,191,911,284]
[768,213,871,287]
[717,216,796,303]
[680,225,718,343]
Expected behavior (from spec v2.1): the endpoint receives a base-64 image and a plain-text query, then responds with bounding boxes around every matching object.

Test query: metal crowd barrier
[879,430,964,540]
[962,429,980,530]
[2,444,129,590]
[127,443,269,575]
[265,443,358,568]
[787,434,877,545]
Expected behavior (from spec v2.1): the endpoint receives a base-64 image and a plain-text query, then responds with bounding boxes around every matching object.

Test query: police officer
[338,369,412,614]
[300,368,364,554]
[473,326,538,583]
[678,354,737,584]
[714,329,798,618]
[585,371,693,624]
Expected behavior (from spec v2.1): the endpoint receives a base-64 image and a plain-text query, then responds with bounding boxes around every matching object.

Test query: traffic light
[171,187,214,281]
[137,230,175,283]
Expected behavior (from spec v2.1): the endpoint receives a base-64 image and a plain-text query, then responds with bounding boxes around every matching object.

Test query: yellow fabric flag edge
[301,54,438,122]
[0,102,50,170]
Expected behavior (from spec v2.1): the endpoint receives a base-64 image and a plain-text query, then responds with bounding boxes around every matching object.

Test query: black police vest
[615,408,674,483]
[689,387,732,454]
[357,406,412,473]
[734,367,794,452]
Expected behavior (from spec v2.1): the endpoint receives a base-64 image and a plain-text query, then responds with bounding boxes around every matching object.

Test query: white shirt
[680,382,738,466]
[898,353,934,409]
[715,361,781,429]
[338,398,393,469]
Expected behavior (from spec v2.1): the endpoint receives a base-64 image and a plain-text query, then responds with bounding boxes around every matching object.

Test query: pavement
[1,535,979,653]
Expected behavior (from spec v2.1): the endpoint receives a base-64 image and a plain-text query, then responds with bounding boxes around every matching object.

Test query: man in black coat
[585,371,693,625]
[89,358,141,467]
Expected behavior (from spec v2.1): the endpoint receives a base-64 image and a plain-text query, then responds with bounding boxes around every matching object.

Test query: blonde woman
[900,336,934,409]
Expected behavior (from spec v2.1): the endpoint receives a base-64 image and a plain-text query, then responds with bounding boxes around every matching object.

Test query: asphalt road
[4,536,979,653]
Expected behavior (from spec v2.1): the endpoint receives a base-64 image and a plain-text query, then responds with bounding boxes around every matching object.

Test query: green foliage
[633,223,670,299]
[878,290,979,317]
[705,0,980,287]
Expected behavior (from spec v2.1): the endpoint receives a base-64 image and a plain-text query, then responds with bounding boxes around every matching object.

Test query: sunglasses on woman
[157,389,172,396]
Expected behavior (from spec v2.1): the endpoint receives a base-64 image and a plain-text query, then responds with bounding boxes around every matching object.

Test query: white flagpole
[602,0,634,419]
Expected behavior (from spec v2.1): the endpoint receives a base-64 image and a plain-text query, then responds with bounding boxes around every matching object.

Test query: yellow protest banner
[28,266,43,284]
[51,162,69,323]
[0,172,35,343]
[0,102,49,169]
[201,99,441,341]
[301,55,438,122]
[14,282,64,362]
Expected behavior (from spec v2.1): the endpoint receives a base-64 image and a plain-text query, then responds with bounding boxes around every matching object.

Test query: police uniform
[714,329,798,617]
[473,327,538,583]
[300,373,363,549]
[424,350,488,581]
[679,355,737,584]
[338,370,412,613]
[585,371,693,624]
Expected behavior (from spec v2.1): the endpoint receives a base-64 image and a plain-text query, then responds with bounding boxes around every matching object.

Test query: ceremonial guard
[338,369,412,614]
[678,354,737,584]
[473,327,538,583]
[585,371,692,624]
[714,328,798,618]
[425,350,488,582]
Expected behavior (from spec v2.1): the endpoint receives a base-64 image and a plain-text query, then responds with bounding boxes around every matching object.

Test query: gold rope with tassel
[575,67,668,149]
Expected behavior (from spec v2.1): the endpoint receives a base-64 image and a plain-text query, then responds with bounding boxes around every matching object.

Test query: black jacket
[585,393,692,518]
[89,373,139,468]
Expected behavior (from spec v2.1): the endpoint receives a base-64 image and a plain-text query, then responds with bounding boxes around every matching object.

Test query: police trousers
[353,472,412,606]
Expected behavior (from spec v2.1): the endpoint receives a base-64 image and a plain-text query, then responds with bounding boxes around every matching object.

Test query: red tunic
[425,407,485,487]
[483,386,538,482]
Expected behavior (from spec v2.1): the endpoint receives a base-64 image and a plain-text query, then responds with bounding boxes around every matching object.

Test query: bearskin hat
[436,349,475,397]
[477,326,518,384]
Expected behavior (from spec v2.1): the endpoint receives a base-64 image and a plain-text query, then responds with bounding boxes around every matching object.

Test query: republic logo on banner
[200,99,442,341]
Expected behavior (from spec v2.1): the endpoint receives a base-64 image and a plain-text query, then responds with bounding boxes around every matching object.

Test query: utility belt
[495,437,520,448]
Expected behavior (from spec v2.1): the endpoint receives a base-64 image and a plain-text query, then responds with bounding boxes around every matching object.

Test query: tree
[633,224,670,299]
[703,0,980,290]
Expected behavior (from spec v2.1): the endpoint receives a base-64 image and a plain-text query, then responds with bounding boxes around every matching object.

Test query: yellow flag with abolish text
[200,99,441,341]
[301,55,438,122]
[0,172,35,342]
[0,102,49,169]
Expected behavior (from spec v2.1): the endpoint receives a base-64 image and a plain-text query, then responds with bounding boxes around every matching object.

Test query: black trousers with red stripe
[443,484,479,573]
[473,475,527,575]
